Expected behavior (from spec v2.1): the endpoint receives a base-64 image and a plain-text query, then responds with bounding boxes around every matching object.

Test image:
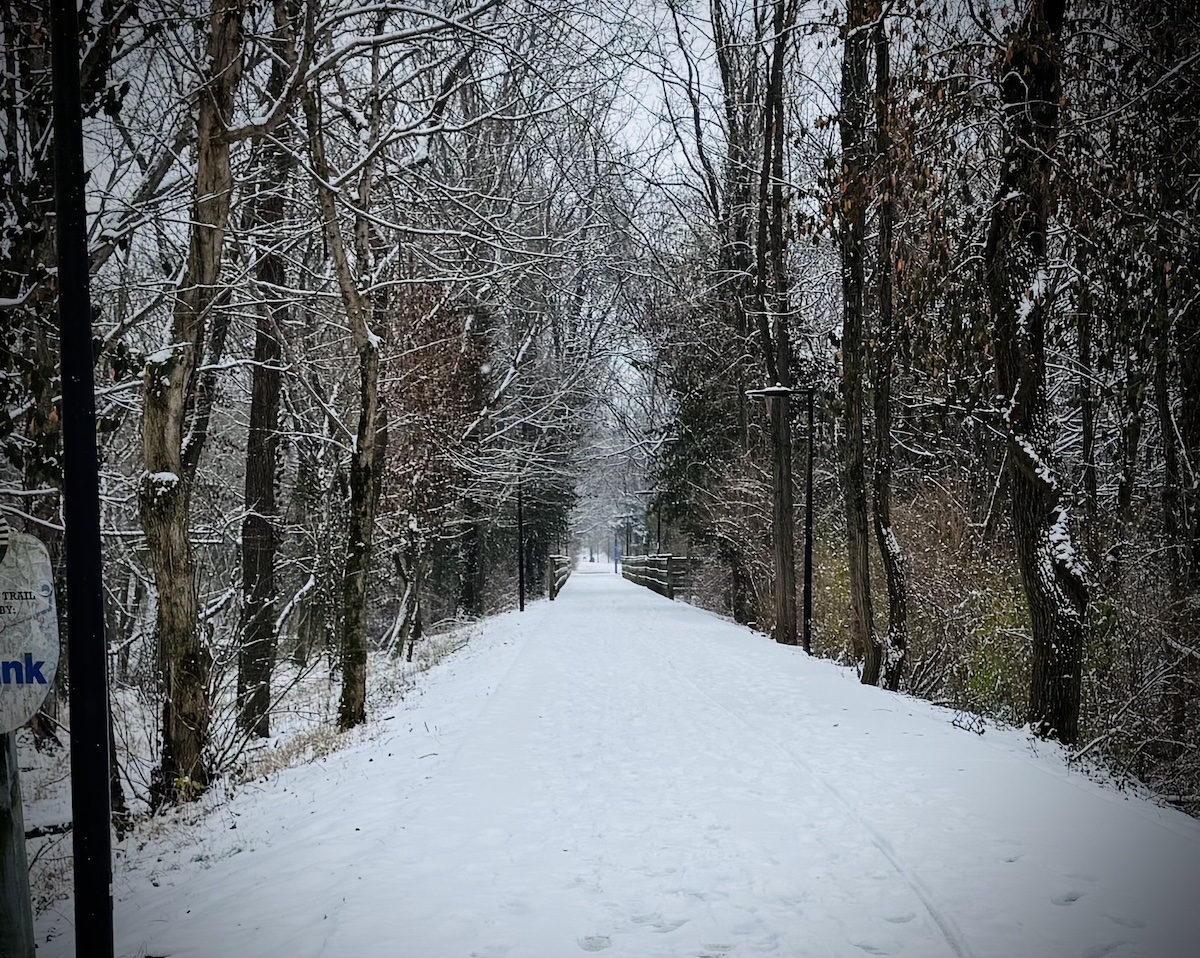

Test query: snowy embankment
[35,568,1200,958]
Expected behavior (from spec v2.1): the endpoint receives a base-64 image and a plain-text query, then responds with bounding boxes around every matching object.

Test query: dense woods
[1,0,1197,830]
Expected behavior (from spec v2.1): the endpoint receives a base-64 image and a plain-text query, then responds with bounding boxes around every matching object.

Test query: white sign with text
[0,519,59,734]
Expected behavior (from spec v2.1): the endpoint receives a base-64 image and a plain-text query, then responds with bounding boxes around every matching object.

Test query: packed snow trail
[49,568,1200,957]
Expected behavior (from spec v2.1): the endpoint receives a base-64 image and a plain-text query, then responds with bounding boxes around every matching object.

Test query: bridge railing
[620,554,692,600]
[548,554,572,599]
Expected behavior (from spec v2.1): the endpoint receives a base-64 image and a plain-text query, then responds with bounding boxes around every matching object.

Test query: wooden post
[803,387,815,654]
[0,733,34,958]
[517,477,525,612]
[769,391,798,645]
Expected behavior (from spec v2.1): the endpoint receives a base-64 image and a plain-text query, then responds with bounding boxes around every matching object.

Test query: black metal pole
[517,477,525,611]
[49,2,114,955]
[802,388,815,654]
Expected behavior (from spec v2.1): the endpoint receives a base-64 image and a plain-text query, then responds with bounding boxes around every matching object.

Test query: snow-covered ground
[34,567,1200,957]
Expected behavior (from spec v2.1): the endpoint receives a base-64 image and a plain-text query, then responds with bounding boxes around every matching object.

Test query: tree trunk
[337,368,385,729]
[141,0,247,804]
[753,0,798,646]
[302,30,388,730]
[985,0,1087,745]
[1181,255,1200,588]
[237,0,295,740]
[1076,242,1099,567]
[838,0,878,681]
[871,19,907,691]
[459,503,485,616]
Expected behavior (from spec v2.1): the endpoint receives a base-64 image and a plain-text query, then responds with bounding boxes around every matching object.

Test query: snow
[1015,267,1048,331]
[34,569,1200,958]
[1014,435,1058,490]
[1046,505,1086,581]
[880,523,903,562]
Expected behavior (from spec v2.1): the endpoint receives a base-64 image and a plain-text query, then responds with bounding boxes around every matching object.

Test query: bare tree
[984,0,1088,744]
[140,0,250,803]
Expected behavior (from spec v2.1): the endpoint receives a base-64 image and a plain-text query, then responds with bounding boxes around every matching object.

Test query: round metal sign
[0,517,60,734]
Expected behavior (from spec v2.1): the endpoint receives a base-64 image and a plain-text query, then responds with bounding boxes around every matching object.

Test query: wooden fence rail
[620,554,692,600]
[549,554,572,599]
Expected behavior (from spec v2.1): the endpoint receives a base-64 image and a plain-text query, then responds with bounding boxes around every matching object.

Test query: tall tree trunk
[985,0,1087,744]
[1181,251,1200,592]
[838,0,878,681]
[753,0,798,645]
[711,0,762,629]
[871,19,907,691]
[301,18,387,731]
[1111,360,1144,585]
[141,0,247,804]
[1153,242,1186,752]
[1076,243,1099,566]
[237,0,295,740]
[459,500,485,616]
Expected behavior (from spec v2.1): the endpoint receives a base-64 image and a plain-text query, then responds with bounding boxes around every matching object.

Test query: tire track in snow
[633,628,974,958]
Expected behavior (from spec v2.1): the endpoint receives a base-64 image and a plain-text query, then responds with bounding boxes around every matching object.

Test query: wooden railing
[548,554,572,599]
[620,554,692,600]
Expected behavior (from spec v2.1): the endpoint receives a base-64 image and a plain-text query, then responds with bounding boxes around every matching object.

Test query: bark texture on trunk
[710,0,771,630]
[749,0,798,645]
[141,0,247,804]
[237,0,295,740]
[838,0,879,681]
[871,19,907,691]
[985,0,1087,744]
[301,22,387,730]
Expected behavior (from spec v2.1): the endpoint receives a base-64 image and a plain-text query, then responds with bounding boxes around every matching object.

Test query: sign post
[50,0,116,953]
[0,517,61,958]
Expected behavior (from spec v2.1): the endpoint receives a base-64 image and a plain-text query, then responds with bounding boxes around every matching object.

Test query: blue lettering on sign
[0,655,48,685]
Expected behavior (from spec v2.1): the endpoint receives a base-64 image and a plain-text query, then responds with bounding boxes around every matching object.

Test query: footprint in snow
[632,913,689,933]
[578,936,611,952]
[1053,891,1082,906]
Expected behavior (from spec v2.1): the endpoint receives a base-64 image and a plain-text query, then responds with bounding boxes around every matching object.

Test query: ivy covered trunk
[985,0,1088,744]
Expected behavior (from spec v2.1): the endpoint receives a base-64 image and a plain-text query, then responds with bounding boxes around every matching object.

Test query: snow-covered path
[53,568,1200,957]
